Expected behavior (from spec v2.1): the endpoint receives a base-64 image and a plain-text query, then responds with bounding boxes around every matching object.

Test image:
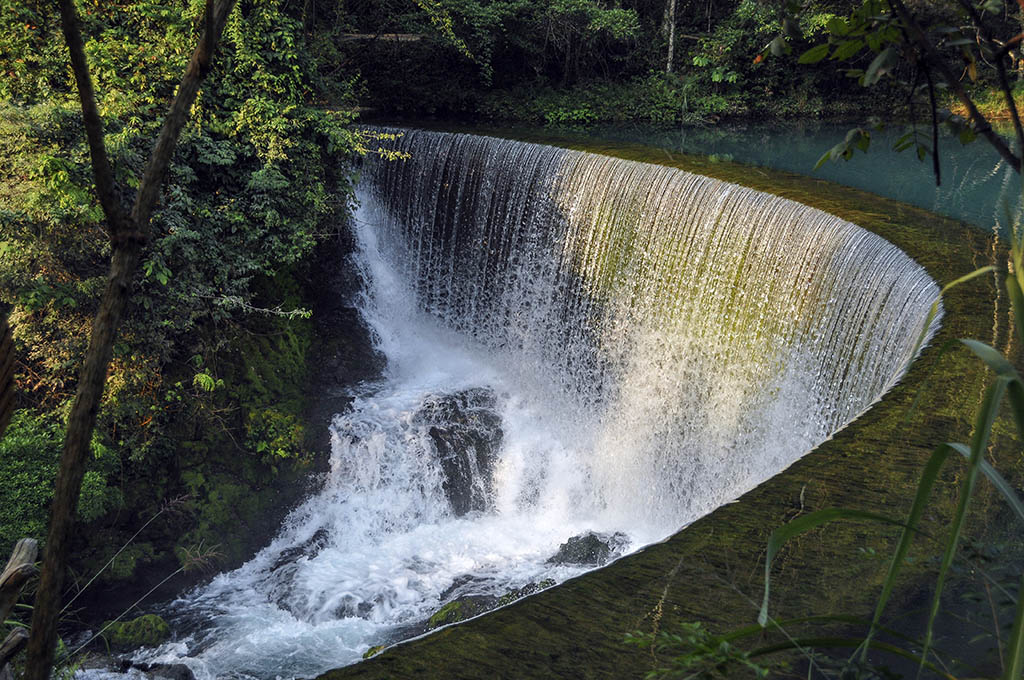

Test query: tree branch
[130,0,236,234]
[55,0,129,236]
[889,0,1021,172]
[955,0,1024,158]
[22,2,238,678]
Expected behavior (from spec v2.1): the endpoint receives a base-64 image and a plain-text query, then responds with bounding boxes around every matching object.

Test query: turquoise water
[570,122,1023,232]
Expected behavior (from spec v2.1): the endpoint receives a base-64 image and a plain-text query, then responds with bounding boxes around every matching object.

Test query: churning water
[108,130,941,679]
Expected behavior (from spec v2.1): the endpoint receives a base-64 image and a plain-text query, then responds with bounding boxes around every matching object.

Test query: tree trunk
[663,0,677,74]
[0,539,37,677]
[0,315,14,438]
[22,2,237,677]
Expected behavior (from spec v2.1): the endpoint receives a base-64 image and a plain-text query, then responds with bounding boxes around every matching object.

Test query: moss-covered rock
[362,645,385,659]
[426,595,497,630]
[101,614,170,650]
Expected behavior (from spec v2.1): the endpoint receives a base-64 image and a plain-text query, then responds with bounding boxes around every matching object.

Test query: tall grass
[758,246,1024,677]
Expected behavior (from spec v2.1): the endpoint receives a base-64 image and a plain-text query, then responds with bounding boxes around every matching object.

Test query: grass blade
[908,266,995,362]
[1007,274,1024,350]
[919,375,1012,674]
[1007,381,1024,452]
[961,338,1022,380]
[955,446,1024,524]
[747,637,957,679]
[860,443,954,662]
[1006,573,1024,680]
[759,508,910,627]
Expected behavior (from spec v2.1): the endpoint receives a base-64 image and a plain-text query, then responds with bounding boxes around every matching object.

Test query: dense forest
[2,0,1024,678]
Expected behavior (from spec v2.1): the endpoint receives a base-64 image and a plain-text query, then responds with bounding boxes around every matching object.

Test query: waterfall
[108,129,940,680]
[361,128,940,528]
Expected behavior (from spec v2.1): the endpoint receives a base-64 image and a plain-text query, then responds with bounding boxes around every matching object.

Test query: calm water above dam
[453,121,1024,233]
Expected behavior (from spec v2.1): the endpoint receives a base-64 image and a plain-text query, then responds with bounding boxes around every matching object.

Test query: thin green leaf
[799,43,831,64]
[1008,381,1024,448]
[860,444,954,662]
[920,375,1012,672]
[759,508,909,627]
[748,637,957,679]
[948,442,1024,523]
[907,266,995,362]
[1006,573,1024,680]
[1008,275,1024,350]
[961,338,1019,377]
[902,338,962,427]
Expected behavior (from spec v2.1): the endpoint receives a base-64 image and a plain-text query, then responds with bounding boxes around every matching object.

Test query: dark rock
[425,594,498,630]
[496,579,556,607]
[545,531,629,566]
[412,388,503,516]
[122,661,195,680]
[144,663,196,680]
[437,573,489,601]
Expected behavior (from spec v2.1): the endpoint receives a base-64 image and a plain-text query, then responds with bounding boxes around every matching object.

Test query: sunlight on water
[86,130,941,680]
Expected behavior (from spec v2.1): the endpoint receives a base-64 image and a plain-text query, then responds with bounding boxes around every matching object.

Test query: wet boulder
[425,594,498,630]
[545,531,629,566]
[413,388,503,516]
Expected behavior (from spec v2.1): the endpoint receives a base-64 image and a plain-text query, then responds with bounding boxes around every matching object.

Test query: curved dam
[128,130,941,680]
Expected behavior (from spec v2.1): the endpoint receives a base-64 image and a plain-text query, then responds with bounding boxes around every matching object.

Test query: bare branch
[0,539,37,623]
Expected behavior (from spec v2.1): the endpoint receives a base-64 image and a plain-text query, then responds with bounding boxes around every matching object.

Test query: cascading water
[110,130,941,679]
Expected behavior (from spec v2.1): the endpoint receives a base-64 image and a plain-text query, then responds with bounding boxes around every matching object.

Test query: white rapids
[87,130,941,679]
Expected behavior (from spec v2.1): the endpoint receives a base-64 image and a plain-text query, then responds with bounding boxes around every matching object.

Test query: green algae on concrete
[319,130,1020,679]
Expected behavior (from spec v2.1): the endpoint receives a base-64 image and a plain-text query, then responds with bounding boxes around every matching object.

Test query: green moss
[101,614,170,649]
[105,542,156,582]
[427,601,468,630]
[362,645,385,659]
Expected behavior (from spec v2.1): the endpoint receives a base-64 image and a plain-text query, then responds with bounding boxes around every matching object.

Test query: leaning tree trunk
[0,540,38,680]
[21,1,237,678]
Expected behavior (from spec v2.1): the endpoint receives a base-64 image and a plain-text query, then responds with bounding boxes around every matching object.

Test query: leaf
[863,46,896,86]
[192,372,217,392]
[759,508,909,626]
[960,338,1020,380]
[920,375,1012,670]
[1008,275,1024,349]
[1006,573,1024,680]
[905,266,994,363]
[799,43,831,64]
[769,35,788,57]
[826,17,850,36]
[831,39,864,60]
[860,444,954,662]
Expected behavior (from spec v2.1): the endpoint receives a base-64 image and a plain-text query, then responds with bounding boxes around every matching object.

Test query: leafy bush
[0,410,121,556]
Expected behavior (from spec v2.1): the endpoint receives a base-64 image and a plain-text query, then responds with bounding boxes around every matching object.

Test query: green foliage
[0,410,121,556]
[245,408,307,464]
[0,0,364,582]
[754,255,1024,675]
[100,614,170,649]
[625,622,769,679]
